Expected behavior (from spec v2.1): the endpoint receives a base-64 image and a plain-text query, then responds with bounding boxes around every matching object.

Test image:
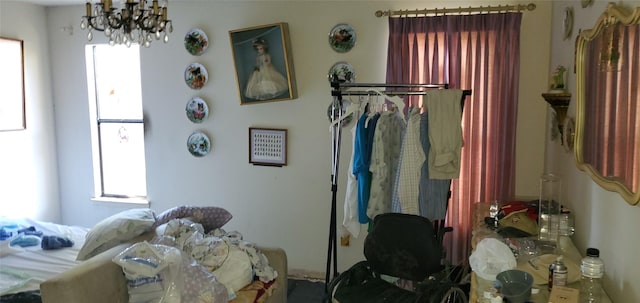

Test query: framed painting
[249,127,287,166]
[229,22,297,105]
[0,37,26,131]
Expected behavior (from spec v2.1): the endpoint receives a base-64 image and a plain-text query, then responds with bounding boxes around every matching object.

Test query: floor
[287,278,327,302]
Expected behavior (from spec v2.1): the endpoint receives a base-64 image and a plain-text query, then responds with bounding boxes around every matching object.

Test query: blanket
[148,218,278,301]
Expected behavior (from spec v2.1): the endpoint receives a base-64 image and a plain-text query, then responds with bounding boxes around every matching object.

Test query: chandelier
[80,0,173,47]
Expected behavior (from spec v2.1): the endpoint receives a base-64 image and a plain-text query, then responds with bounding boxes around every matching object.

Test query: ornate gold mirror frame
[575,3,640,205]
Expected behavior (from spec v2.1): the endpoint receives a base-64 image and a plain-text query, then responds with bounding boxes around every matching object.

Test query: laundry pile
[1,224,74,251]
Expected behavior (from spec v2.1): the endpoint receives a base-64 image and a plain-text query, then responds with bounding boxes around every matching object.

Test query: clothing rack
[324,81,472,293]
[374,2,536,18]
[330,81,471,105]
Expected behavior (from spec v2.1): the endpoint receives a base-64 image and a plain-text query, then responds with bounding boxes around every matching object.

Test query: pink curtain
[583,23,640,192]
[386,13,521,265]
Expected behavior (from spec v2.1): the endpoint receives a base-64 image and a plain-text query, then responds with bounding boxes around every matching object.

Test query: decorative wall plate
[187,131,211,157]
[328,61,356,83]
[184,63,208,90]
[185,97,209,123]
[329,23,356,53]
[184,28,209,56]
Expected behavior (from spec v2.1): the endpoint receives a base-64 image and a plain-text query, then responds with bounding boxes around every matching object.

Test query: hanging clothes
[353,111,381,224]
[395,107,423,215]
[425,89,464,179]
[418,111,452,220]
[367,109,406,220]
[343,122,361,238]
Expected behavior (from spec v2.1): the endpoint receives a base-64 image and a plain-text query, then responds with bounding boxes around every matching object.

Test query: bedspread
[0,218,88,296]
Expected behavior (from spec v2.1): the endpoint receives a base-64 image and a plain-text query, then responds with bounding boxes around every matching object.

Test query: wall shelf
[542,92,571,144]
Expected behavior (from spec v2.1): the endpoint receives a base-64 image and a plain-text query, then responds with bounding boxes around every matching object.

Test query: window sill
[91,196,150,206]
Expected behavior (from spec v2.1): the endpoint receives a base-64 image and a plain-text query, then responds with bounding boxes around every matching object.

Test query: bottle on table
[549,255,568,290]
[580,248,604,303]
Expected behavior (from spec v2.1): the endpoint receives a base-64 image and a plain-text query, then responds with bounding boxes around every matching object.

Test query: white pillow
[76,208,156,261]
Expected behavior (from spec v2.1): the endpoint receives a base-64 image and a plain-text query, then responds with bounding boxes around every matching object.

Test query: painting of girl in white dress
[230,23,297,105]
[244,38,289,100]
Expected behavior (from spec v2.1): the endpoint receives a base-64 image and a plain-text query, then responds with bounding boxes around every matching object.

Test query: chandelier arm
[81,0,171,45]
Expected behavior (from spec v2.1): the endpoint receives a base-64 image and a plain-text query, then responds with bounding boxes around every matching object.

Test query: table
[469,202,611,303]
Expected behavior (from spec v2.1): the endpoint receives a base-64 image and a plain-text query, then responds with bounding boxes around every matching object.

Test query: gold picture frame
[249,127,287,166]
[0,37,26,131]
[229,23,297,105]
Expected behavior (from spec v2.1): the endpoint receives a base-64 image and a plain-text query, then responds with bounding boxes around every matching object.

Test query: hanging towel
[425,89,464,179]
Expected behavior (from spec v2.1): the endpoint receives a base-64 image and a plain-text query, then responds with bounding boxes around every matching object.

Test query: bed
[0,218,89,300]
[0,207,288,303]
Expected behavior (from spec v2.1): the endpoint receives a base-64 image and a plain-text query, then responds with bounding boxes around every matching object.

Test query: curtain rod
[375,2,536,18]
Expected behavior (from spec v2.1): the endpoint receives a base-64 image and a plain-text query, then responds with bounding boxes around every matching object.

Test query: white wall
[0,2,60,222]
[547,1,640,301]
[2,0,550,277]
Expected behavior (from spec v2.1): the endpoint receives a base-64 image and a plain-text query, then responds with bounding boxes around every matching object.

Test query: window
[85,44,147,201]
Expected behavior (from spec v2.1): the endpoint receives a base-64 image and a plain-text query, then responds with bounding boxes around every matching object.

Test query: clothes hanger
[329,96,362,130]
[366,88,406,120]
[365,94,381,128]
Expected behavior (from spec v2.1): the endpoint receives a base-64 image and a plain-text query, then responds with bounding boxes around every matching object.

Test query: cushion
[153,206,232,232]
[76,208,156,261]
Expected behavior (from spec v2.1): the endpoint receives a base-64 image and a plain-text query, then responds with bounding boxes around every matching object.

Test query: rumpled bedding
[148,218,278,301]
[0,218,88,297]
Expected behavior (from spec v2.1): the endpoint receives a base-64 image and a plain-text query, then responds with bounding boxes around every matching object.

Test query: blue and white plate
[187,131,211,157]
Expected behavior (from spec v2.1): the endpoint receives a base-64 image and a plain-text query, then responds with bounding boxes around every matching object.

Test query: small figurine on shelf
[549,65,567,92]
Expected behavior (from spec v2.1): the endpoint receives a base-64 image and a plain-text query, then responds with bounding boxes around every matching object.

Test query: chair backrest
[363,213,443,281]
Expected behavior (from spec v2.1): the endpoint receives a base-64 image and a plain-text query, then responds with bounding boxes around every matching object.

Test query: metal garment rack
[324,81,472,292]
[331,81,471,99]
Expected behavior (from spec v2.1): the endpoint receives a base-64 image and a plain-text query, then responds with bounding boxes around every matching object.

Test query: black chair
[328,213,467,303]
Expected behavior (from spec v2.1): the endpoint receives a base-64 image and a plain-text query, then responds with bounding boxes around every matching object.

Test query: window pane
[93,45,143,120]
[99,122,147,197]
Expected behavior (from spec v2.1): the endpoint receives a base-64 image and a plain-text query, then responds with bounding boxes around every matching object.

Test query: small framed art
[229,22,297,105]
[0,37,26,131]
[249,127,287,166]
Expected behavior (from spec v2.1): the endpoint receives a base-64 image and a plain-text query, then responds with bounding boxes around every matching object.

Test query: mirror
[575,3,640,205]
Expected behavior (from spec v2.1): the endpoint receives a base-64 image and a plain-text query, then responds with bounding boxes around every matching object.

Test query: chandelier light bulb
[80,0,171,47]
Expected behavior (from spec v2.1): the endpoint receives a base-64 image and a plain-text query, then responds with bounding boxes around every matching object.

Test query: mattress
[0,218,88,296]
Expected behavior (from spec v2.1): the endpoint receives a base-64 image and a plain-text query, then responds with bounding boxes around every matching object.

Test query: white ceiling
[11,0,83,5]
[12,0,285,6]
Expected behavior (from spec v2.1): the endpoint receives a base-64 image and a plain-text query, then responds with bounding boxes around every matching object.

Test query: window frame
[85,44,148,204]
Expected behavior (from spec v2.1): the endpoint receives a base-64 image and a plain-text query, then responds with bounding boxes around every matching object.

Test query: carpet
[287,278,327,302]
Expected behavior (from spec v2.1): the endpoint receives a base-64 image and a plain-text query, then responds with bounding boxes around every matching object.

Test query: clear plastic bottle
[580,248,604,303]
